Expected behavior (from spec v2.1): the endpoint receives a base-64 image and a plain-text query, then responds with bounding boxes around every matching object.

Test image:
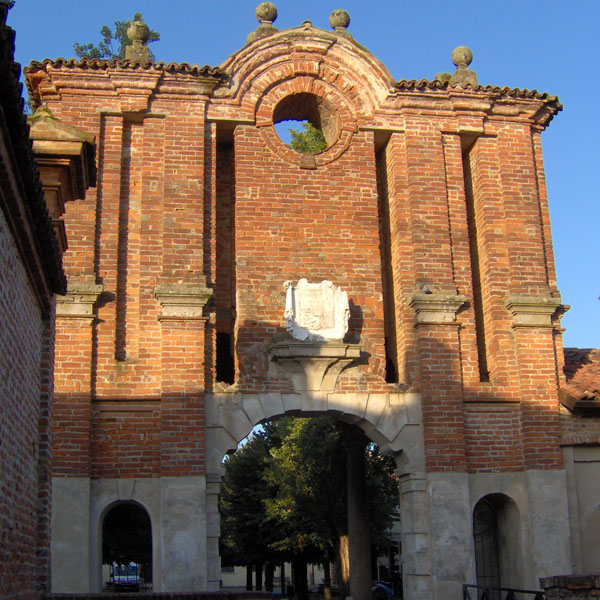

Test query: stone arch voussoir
[206,390,424,476]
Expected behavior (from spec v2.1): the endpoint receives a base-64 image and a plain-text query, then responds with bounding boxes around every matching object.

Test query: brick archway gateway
[25,5,575,599]
[206,390,423,597]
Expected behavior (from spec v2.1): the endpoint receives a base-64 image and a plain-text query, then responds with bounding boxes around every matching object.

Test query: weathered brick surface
[91,401,161,478]
[23,28,571,498]
[233,125,387,391]
[542,574,600,599]
[0,208,45,599]
[0,9,64,597]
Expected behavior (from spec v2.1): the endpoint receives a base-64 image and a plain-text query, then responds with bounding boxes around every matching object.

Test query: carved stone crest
[284,279,350,342]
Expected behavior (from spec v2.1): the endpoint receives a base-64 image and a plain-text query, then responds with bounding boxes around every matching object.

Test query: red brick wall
[91,402,161,478]
[30,38,567,482]
[0,207,47,599]
[465,405,524,472]
[45,91,212,477]
[233,125,387,391]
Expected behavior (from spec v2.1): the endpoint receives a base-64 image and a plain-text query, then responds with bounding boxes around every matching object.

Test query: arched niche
[472,493,523,596]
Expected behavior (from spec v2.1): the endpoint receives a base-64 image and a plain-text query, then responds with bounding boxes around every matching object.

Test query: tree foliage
[73,13,160,60]
[219,423,282,569]
[288,121,327,154]
[263,417,347,562]
[219,417,399,574]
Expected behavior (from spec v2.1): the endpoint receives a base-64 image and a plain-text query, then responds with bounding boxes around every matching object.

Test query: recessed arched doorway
[102,501,152,591]
[473,493,523,597]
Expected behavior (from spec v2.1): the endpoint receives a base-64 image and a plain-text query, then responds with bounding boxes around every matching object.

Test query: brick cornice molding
[154,281,213,320]
[505,294,563,328]
[408,292,466,325]
[55,282,103,319]
[24,60,224,109]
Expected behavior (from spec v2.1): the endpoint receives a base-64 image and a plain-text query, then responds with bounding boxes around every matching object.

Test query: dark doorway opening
[103,502,152,591]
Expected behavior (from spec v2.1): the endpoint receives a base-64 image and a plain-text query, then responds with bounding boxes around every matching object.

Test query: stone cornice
[505,294,564,328]
[408,292,466,325]
[154,282,213,320]
[0,13,65,307]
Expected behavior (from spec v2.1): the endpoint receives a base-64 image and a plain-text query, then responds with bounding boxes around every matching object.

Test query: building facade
[23,5,599,599]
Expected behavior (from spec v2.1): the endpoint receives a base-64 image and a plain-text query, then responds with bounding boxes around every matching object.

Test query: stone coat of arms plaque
[284,279,350,342]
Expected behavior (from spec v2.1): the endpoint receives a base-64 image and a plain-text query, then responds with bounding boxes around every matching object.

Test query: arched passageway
[218,416,401,600]
[102,502,153,591]
[207,386,423,597]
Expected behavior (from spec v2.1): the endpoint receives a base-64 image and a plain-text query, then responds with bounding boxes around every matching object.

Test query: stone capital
[56,282,103,319]
[408,292,466,324]
[154,281,213,320]
[505,294,564,328]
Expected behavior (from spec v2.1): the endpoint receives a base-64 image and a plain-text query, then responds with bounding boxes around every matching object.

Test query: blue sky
[8,1,599,349]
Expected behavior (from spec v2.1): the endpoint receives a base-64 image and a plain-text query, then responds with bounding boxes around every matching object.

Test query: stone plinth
[154,282,213,320]
[56,283,103,319]
[408,292,466,324]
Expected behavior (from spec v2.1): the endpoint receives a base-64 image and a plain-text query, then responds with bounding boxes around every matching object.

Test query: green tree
[288,121,327,154]
[219,423,284,590]
[73,13,159,60]
[263,417,348,599]
[219,417,400,598]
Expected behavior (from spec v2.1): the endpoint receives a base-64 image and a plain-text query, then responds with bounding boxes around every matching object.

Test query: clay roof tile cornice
[392,78,562,124]
[24,58,226,107]
[25,57,224,76]
[394,77,562,102]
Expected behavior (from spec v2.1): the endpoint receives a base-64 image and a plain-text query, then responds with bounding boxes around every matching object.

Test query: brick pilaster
[53,283,103,476]
[156,283,212,476]
[409,293,467,471]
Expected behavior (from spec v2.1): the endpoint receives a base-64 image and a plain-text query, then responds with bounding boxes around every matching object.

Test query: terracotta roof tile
[26,57,224,76]
[561,348,600,412]
[393,78,562,106]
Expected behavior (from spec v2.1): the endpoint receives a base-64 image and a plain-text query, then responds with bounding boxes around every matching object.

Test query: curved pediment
[214,23,397,125]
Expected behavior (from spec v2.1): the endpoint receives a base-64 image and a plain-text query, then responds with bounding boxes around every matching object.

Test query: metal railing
[463,584,545,600]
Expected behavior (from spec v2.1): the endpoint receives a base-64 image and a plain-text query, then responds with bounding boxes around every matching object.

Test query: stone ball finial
[449,46,477,87]
[329,9,350,31]
[256,2,277,24]
[127,18,150,45]
[451,46,473,68]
